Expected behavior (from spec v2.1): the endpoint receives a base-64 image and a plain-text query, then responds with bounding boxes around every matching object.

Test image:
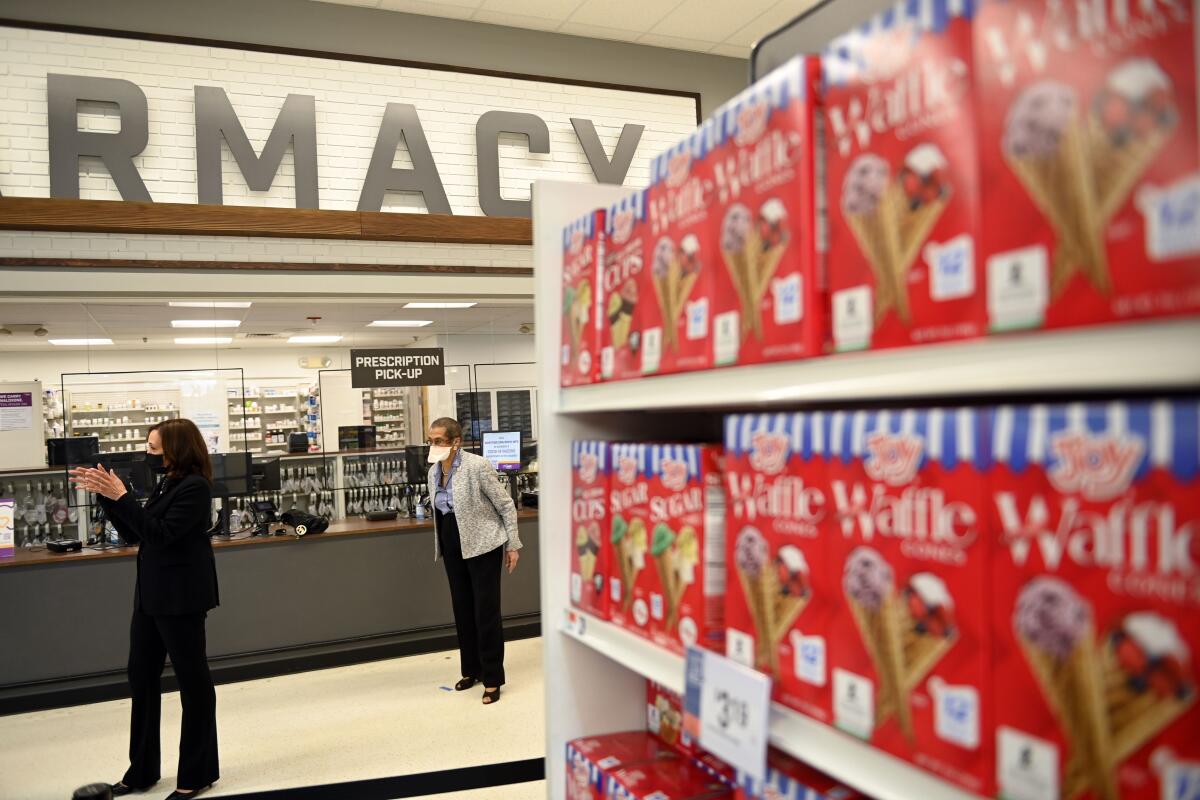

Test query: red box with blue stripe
[572,440,611,619]
[704,56,825,369]
[562,210,605,388]
[988,400,1200,800]
[566,732,674,800]
[723,412,836,725]
[600,191,650,382]
[822,407,995,795]
[823,0,986,353]
[607,757,732,800]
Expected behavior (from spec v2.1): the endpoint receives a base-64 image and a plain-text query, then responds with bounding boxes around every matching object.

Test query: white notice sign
[0,393,33,432]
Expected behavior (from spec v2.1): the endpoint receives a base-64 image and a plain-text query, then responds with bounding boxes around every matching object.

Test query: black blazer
[100,473,220,616]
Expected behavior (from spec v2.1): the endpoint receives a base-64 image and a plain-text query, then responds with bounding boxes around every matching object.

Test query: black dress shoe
[111,781,155,796]
[164,784,213,800]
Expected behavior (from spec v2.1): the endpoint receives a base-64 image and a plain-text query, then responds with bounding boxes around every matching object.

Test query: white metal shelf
[561,610,983,800]
[558,319,1200,413]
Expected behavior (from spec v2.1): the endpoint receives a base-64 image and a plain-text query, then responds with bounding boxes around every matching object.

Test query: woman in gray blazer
[426,417,522,705]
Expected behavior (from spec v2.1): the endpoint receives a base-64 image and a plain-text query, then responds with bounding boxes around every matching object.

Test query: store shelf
[558,320,1200,413]
[71,408,178,415]
[561,610,982,800]
[70,421,170,429]
[263,408,299,414]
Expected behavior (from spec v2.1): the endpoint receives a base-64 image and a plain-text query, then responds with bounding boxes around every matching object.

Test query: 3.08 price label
[684,646,771,785]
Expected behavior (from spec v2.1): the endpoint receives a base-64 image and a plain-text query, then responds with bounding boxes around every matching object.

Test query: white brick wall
[0,26,698,215]
[0,231,533,268]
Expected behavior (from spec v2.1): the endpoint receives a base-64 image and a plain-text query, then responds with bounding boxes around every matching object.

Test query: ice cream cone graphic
[652,523,680,627]
[576,523,600,584]
[675,234,702,342]
[1088,59,1178,224]
[612,515,647,613]
[734,527,775,670]
[894,144,951,285]
[569,282,592,368]
[1004,82,1109,297]
[1015,578,1118,800]
[876,573,958,725]
[744,199,790,341]
[842,155,907,327]
[1061,612,1195,800]
[844,546,912,741]
[652,238,681,352]
[721,204,757,342]
[607,279,637,350]
[667,526,699,634]
[766,545,811,676]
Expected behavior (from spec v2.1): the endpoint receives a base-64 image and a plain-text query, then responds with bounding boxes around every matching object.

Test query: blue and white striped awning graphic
[822,0,976,86]
[562,210,598,253]
[572,439,609,472]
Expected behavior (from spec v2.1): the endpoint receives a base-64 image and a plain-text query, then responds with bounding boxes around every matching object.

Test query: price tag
[684,646,771,785]
[563,608,587,638]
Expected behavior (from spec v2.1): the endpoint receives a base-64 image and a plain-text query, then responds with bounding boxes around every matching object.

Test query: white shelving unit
[532,180,1198,800]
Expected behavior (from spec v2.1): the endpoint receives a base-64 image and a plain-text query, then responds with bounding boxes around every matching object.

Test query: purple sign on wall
[0,392,34,432]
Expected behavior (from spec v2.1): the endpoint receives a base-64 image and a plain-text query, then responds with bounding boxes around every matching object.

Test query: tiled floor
[0,638,545,799]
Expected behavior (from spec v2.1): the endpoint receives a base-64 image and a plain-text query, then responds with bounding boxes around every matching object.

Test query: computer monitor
[339,425,377,451]
[210,452,253,498]
[482,431,522,473]
[48,436,100,468]
[251,456,281,492]
[405,444,430,483]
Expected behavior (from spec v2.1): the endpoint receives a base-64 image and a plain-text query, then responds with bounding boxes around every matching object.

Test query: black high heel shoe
[164,784,213,799]
[482,686,501,705]
[455,676,478,691]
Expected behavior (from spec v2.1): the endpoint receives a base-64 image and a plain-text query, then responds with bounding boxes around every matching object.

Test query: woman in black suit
[71,418,220,799]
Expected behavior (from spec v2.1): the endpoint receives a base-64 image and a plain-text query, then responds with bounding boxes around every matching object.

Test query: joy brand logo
[734,100,769,147]
[617,456,639,486]
[1048,431,1144,501]
[578,452,598,484]
[749,431,789,475]
[661,459,688,492]
[666,150,692,188]
[611,209,635,245]
[864,432,924,486]
[569,229,585,255]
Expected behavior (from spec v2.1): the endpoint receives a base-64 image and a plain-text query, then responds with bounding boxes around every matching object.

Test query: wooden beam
[0,257,532,275]
[0,197,533,245]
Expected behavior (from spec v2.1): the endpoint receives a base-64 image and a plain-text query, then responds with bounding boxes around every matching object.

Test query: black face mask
[146,453,167,473]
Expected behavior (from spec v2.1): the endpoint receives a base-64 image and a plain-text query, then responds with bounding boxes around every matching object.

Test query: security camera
[34,327,48,337]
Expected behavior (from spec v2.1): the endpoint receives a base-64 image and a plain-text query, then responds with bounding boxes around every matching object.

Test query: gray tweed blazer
[428,450,522,560]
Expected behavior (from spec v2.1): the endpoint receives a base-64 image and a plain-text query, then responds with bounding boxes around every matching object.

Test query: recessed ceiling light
[174,337,233,345]
[368,320,434,327]
[403,302,477,309]
[171,320,241,328]
[288,335,343,344]
[169,301,253,308]
[49,338,113,346]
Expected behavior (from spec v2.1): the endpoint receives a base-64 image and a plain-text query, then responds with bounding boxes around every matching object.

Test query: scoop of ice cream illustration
[1014,578,1117,800]
[905,572,955,638]
[734,526,768,578]
[774,545,810,599]
[757,198,789,250]
[576,522,601,583]
[653,237,676,280]
[722,204,752,254]
[843,546,894,611]
[1004,81,1109,297]
[842,154,890,216]
[1113,612,1192,699]
[680,234,702,276]
[1090,59,1178,223]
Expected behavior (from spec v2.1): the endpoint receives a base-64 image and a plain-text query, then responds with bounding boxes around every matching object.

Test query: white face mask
[427,445,453,464]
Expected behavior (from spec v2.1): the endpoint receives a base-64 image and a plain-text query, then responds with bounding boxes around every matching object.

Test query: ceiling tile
[471,9,565,32]
[557,20,644,43]
[650,0,776,42]
[724,0,821,47]
[567,0,680,31]
[636,32,718,53]
[376,0,479,16]
[477,0,581,18]
[709,42,751,58]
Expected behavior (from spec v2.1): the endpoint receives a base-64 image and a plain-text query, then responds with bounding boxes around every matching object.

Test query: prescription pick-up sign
[350,348,445,388]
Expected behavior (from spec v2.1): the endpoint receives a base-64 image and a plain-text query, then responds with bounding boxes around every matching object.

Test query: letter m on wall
[195,87,319,208]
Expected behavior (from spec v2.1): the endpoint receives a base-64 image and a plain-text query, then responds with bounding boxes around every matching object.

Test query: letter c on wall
[475,110,549,218]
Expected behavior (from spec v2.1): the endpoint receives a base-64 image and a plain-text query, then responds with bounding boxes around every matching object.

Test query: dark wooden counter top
[0,509,538,568]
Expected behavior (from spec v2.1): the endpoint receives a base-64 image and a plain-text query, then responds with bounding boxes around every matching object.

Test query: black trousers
[437,511,506,687]
[124,608,220,790]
